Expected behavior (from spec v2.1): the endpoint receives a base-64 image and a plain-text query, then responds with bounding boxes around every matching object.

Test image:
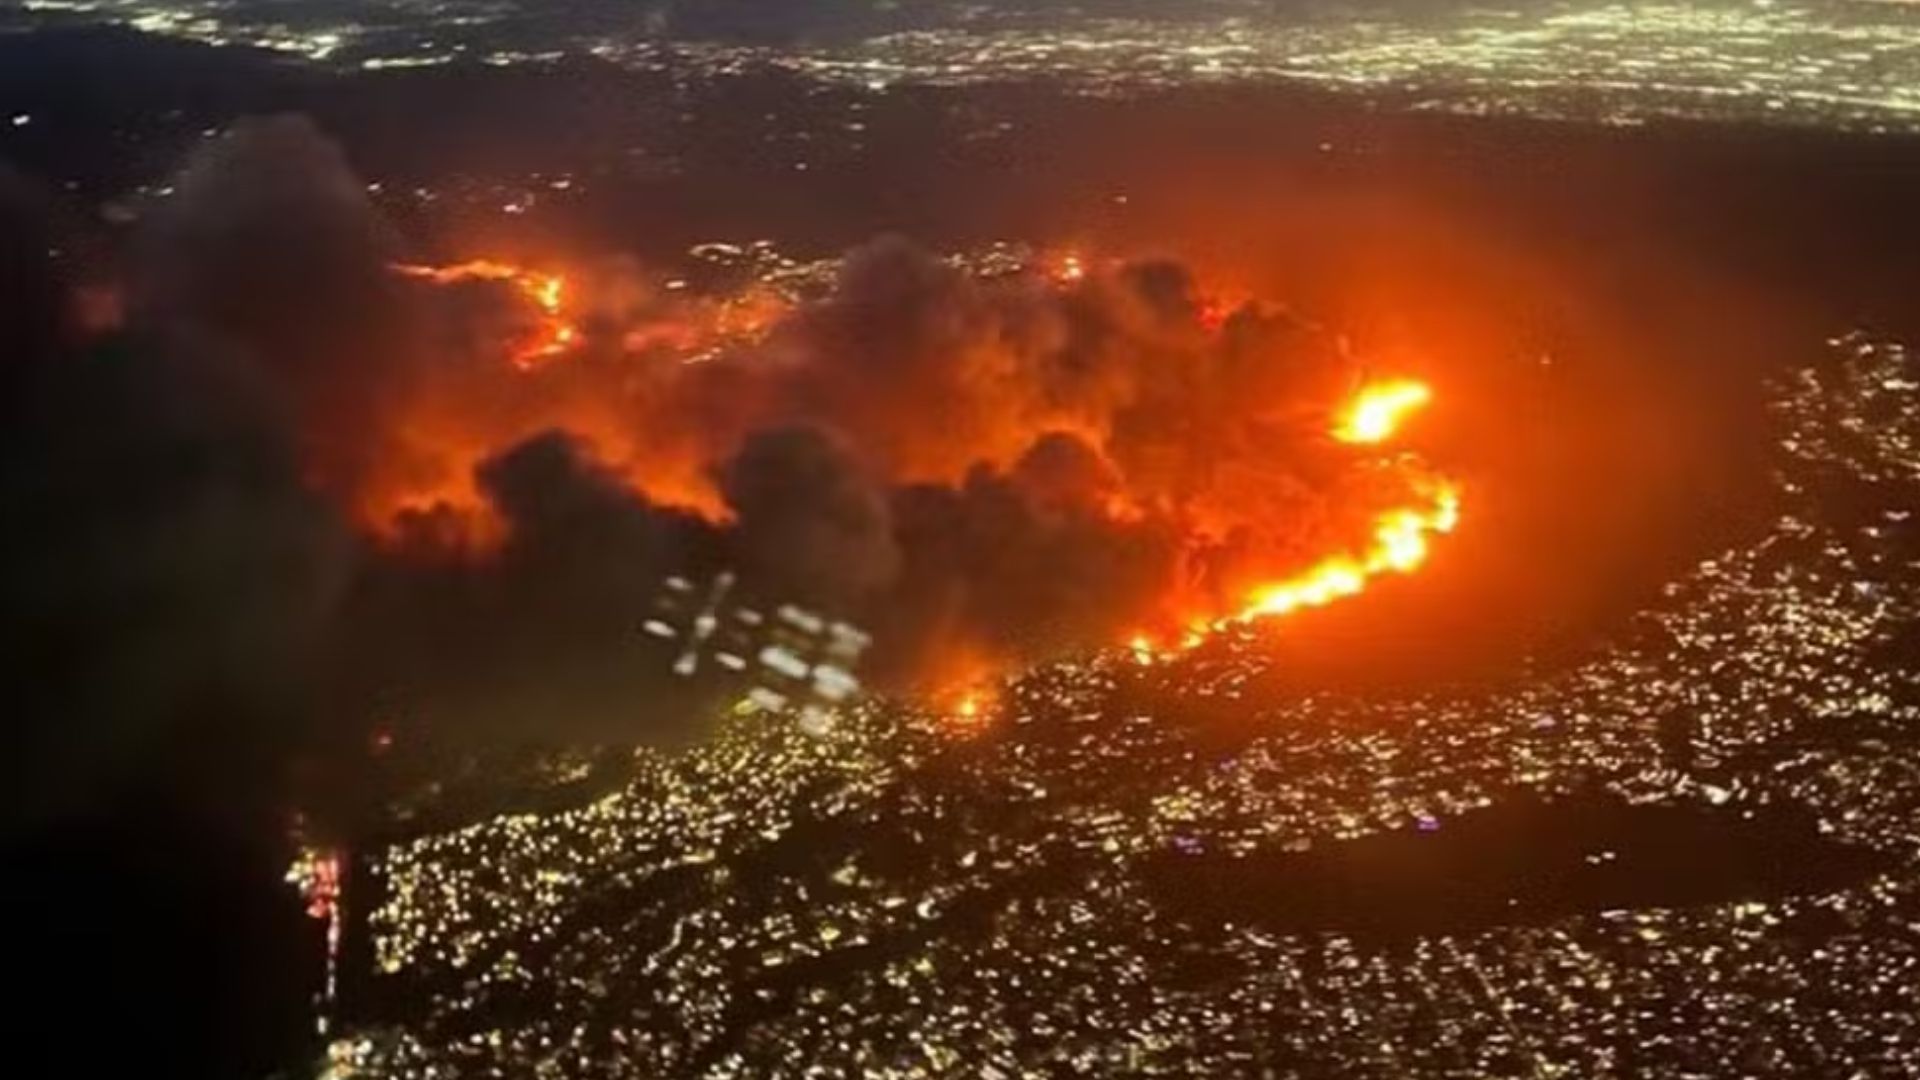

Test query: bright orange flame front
[394,260,581,371]
[944,690,996,735]
[1195,377,1459,635]
[1235,479,1459,622]
[1334,379,1432,444]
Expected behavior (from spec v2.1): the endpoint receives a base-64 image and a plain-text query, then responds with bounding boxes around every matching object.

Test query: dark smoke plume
[718,424,902,608]
[3,143,350,1080]
[132,114,416,498]
[10,114,1387,759]
[5,131,354,832]
[341,430,722,743]
[1,113,1417,1072]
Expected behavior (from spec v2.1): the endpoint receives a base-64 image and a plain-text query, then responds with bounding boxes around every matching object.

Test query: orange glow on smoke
[393,260,581,370]
[1334,378,1432,444]
[365,257,743,540]
[368,250,1460,689]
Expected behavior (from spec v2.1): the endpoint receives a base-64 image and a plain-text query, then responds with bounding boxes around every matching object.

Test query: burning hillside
[58,116,1464,737]
[379,240,1462,686]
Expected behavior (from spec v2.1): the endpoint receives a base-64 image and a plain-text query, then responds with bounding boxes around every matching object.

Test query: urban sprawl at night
[335,332,1920,1077]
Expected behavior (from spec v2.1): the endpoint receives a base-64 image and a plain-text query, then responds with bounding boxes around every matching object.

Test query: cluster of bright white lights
[20,1,1920,132]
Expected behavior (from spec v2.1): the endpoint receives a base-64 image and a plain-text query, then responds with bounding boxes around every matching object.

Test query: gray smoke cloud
[132,114,416,498]
[3,149,350,831]
[9,114,1375,761]
[718,424,902,608]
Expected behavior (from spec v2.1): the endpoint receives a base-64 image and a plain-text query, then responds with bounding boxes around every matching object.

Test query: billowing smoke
[131,114,415,501]
[2,150,350,832]
[9,115,1443,751]
[717,424,902,608]
[343,430,721,741]
[873,436,1184,685]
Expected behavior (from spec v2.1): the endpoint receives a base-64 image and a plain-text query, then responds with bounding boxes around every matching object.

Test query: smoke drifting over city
[6,115,1457,758]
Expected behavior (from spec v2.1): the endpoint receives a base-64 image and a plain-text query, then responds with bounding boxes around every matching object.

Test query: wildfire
[1234,478,1459,621]
[369,247,1460,697]
[1129,633,1156,664]
[1193,377,1459,636]
[393,260,581,370]
[942,688,998,735]
[1334,378,1432,445]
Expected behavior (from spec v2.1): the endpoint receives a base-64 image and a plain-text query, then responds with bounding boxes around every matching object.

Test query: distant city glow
[24,1,1920,133]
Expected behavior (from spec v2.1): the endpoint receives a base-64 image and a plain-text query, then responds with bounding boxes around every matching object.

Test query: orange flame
[393,260,581,371]
[1234,378,1454,623]
[941,688,999,736]
[1234,478,1459,621]
[376,254,1457,686]
[1164,377,1458,640]
[1334,379,1432,444]
[1128,633,1156,664]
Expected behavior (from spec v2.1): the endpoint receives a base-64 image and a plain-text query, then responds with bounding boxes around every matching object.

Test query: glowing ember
[288,846,342,921]
[393,260,581,370]
[945,690,997,734]
[1335,379,1433,444]
[1129,633,1156,664]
